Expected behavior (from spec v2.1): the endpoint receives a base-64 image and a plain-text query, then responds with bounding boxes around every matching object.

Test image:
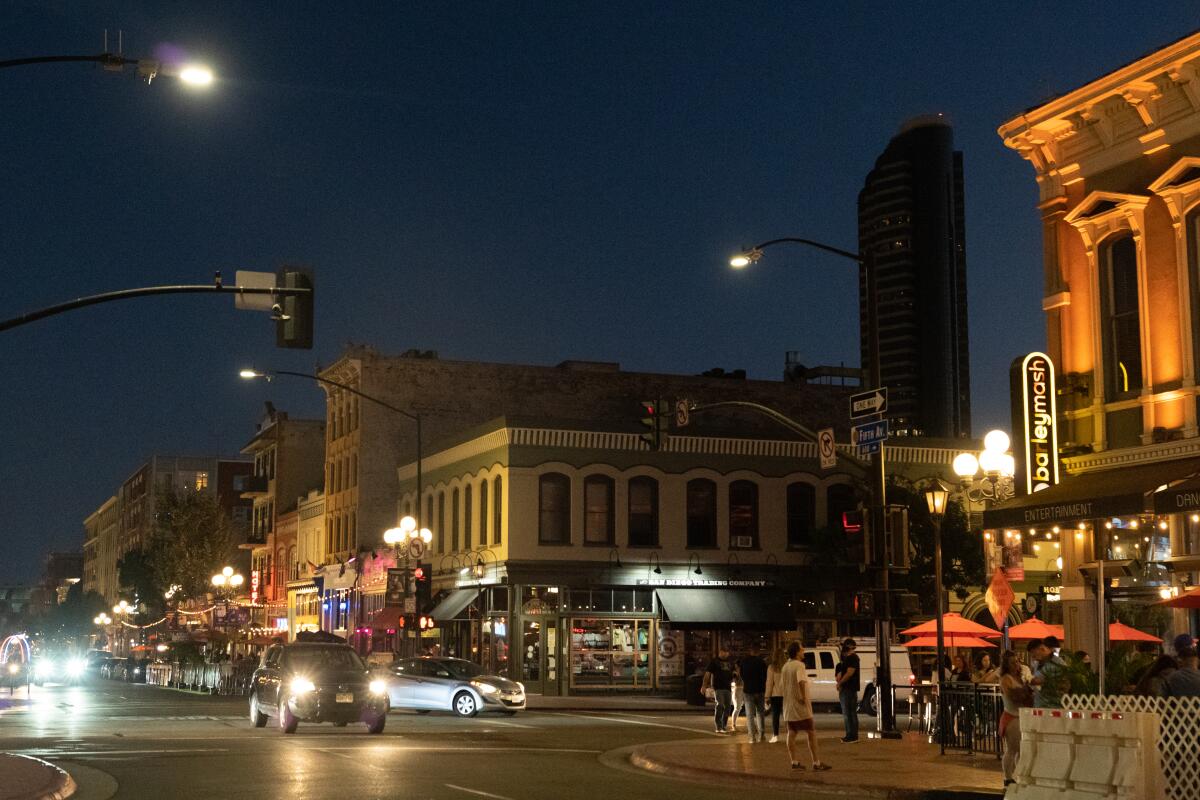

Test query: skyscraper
[858,115,970,439]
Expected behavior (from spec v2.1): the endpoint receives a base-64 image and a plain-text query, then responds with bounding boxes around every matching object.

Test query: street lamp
[952,430,1016,506]
[239,368,424,537]
[924,478,951,755]
[729,235,900,738]
[0,47,214,88]
[212,565,245,590]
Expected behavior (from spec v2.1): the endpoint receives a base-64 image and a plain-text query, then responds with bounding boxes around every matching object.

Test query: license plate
[335,692,354,704]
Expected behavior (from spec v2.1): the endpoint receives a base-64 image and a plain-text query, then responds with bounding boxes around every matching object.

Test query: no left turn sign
[818,428,836,470]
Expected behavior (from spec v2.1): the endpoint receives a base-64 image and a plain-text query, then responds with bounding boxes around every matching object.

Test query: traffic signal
[415,562,431,612]
[853,590,875,617]
[844,507,873,565]
[418,615,436,631]
[275,267,314,349]
[639,399,668,451]
[884,505,910,569]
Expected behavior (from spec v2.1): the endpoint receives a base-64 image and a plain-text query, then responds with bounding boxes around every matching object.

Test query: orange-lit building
[990,31,1200,659]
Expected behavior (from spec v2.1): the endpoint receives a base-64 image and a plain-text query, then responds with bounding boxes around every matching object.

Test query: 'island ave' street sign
[850,387,887,419]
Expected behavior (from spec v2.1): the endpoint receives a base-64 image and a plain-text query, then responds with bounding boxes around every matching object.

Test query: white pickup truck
[802,639,913,711]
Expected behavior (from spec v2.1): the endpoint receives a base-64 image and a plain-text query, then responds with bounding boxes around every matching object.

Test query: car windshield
[284,648,364,672]
[440,659,485,679]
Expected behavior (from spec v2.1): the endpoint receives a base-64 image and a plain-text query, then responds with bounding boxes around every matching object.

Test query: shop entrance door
[520,617,558,694]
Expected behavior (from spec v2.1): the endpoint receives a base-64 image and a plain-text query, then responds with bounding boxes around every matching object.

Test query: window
[539,473,571,544]
[351,454,358,487]
[348,510,355,550]
[493,477,503,545]
[1102,235,1142,398]
[479,479,489,545]
[451,488,461,551]
[729,480,759,549]
[827,484,858,532]
[437,492,446,554]
[584,476,615,545]
[464,485,473,550]
[686,479,717,548]
[628,477,659,547]
[786,483,816,549]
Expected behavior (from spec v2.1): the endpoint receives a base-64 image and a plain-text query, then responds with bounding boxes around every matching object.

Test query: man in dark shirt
[702,646,735,733]
[737,644,768,742]
[834,638,861,743]
[1163,645,1200,697]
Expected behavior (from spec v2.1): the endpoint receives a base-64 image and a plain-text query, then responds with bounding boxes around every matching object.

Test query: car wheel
[365,712,386,735]
[453,691,478,718]
[250,693,268,728]
[279,700,299,734]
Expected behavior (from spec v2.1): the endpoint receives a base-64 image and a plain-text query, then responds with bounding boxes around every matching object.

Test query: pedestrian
[702,645,735,734]
[833,638,860,743]
[781,641,831,772]
[737,644,768,743]
[1162,643,1200,697]
[951,654,972,682]
[1027,637,1067,708]
[973,653,999,684]
[998,650,1033,788]
[1135,654,1177,697]
[730,676,744,732]
[765,647,787,743]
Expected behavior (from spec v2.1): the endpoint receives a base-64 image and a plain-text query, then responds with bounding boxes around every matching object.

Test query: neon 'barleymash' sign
[1010,352,1060,494]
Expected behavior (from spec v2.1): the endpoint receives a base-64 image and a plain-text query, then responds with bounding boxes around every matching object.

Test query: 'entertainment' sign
[1011,352,1060,495]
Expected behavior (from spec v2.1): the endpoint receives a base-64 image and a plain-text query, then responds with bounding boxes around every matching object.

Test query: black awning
[430,588,481,622]
[1154,474,1200,514]
[656,589,795,629]
[983,458,1200,529]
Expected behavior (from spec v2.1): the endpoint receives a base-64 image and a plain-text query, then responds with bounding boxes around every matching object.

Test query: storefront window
[570,618,652,688]
[481,615,509,677]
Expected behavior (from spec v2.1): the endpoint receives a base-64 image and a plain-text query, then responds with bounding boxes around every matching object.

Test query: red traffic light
[413,567,425,580]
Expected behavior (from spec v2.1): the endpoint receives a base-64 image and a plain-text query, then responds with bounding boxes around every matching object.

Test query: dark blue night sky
[3,2,1197,581]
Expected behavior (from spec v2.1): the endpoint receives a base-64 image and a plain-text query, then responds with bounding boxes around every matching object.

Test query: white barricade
[1007,708,1162,800]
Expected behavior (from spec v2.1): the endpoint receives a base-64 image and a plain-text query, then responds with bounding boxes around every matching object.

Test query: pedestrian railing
[936,682,1003,758]
[1063,693,1200,800]
[131,662,255,696]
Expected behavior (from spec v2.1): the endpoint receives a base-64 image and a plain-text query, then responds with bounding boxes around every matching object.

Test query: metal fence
[141,662,254,696]
[1063,693,1200,800]
[936,682,1003,757]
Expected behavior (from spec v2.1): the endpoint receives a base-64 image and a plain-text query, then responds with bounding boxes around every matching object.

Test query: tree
[118,547,162,614]
[888,477,984,613]
[29,583,107,651]
[149,487,235,603]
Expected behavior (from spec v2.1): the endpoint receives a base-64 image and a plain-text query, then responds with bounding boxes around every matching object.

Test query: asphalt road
[0,680,859,800]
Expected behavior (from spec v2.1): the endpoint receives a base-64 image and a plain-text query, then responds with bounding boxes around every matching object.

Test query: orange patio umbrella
[900,613,1001,639]
[1005,617,1065,641]
[1157,587,1200,609]
[1107,622,1162,643]
[904,635,997,649]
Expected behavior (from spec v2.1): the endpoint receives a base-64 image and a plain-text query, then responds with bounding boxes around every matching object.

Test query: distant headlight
[369,679,387,695]
[68,659,87,677]
[36,661,56,678]
[7,664,19,675]
[291,677,316,694]
[471,680,499,694]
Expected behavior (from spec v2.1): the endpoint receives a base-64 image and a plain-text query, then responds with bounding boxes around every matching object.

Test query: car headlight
[369,679,387,695]
[68,659,87,677]
[7,664,19,675]
[470,681,499,694]
[291,677,316,694]
[36,661,56,677]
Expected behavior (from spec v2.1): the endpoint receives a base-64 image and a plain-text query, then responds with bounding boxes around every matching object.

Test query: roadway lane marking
[548,712,724,736]
[315,745,602,754]
[445,783,514,800]
[482,718,536,729]
[16,748,230,757]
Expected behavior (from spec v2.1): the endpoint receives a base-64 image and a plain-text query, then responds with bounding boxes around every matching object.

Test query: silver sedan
[379,657,525,717]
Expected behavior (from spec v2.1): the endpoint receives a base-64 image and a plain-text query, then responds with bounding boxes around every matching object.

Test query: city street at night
[0,680,925,800]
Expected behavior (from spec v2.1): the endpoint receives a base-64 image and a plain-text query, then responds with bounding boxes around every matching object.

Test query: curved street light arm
[748,237,863,264]
[0,53,137,70]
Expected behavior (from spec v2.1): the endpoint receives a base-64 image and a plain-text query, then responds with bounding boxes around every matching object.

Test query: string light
[1105,521,1113,529]
[1159,520,1169,531]
[1192,514,1200,523]
[1130,520,1140,530]
[1045,532,1053,540]
[1052,526,1060,534]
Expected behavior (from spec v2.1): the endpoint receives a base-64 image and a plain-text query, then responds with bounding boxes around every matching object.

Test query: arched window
[826,483,858,532]
[493,477,503,545]
[1101,235,1142,399]
[464,485,473,550]
[437,492,446,554]
[538,473,571,544]
[787,483,816,549]
[451,488,461,551]
[729,480,759,549]
[479,479,489,545]
[628,477,659,547]
[686,479,717,549]
[584,475,615,545]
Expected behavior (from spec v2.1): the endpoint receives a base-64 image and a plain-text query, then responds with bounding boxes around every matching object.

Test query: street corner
[0,753,76,800]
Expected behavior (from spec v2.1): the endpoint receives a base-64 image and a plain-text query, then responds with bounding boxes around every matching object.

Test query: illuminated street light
[178,64,214,86]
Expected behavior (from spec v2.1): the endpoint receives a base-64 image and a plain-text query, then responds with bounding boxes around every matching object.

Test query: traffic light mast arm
[0,282,311,333]
[686,400,868,469]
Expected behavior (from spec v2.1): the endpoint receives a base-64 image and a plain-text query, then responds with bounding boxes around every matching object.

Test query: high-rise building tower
[858,115,970,439]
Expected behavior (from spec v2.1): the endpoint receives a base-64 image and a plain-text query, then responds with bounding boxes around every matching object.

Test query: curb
[0,754,76,800]
[613,745,1002,800]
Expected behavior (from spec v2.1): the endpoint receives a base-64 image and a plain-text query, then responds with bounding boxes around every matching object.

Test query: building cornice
[1063,437,1200,474]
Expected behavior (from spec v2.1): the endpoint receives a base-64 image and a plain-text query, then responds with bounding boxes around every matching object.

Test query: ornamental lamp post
[923,478,951,755]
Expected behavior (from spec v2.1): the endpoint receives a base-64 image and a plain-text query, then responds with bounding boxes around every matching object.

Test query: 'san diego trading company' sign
[1010,352,1060,494]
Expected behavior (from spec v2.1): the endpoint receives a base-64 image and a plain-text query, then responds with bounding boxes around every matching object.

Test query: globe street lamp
[952,430,1016,508]
[729,235,900,738]
[923,479,951,754]
[0,49,214,88]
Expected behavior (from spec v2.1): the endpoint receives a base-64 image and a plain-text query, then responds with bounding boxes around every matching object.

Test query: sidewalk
[0,754,75,800]
[613,732,1005,800]
[525,693,705,712]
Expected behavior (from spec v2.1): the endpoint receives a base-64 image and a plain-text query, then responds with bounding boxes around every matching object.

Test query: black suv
[249,642,388,734]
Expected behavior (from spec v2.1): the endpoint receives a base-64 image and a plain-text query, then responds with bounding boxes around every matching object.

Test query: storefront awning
[367,606,404,631]
[430,588,481,622]
[656,589,795,629]
[982,458,1200,529]
[1153,473,1200,514]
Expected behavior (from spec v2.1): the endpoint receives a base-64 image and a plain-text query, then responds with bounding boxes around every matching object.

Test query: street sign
[853,418,889,446]
[858,441,881,456]
[849,387,888,419]
[817,428,837,470]
[404,597,417,613]
[675,399,690,428]
[407,538,426,560]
